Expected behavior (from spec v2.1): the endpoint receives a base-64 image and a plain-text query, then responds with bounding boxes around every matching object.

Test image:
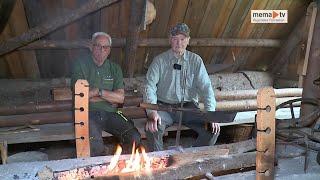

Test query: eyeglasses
[93,44,110,50]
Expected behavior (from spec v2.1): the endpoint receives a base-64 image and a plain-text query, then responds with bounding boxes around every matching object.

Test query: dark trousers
[146,102,219,151]
[89,111,141,156]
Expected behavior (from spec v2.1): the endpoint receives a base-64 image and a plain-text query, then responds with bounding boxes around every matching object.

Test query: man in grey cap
[143,23,220,151]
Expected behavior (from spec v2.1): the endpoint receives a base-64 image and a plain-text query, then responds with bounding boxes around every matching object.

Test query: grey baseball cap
[170,23,190,37]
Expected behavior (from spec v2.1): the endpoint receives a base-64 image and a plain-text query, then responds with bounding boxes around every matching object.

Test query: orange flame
[140,146,151,174]
[107,144,122,172]
[106,142,153,175]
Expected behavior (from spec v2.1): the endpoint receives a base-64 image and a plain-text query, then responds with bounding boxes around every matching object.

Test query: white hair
[92,32,112,46]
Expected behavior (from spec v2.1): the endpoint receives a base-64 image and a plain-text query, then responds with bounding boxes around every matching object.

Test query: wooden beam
[256,88,276,179]
[0,140,7,164]
[270,16,305,74]
[1,24,25,78]
[0,111,73,127]
[0,71,273,97]
[0,78,70,92]
[301,3,318,76]
[0,88,302,116]
[74,80,90,158]
[19,38,281,50]
[95,152,256,180]
[298,3,318,86]
[215,97,299,111]
[0,0,119,56]
[6,0,40,78]
[301,2,320,123]
[0,123,75,144]
[51,140,256,179]
[0,0,15,34]
[0,101,72,116]
[214,138,256,154]
[215,88,302,101]
[124,0,144,78]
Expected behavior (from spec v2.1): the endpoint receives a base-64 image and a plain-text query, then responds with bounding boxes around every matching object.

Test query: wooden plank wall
[0,0,311,79]
[0,0,39,78]
[246,0,309,76]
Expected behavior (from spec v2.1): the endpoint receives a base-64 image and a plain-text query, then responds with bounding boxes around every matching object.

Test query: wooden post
[0,140,8,164]
[74,80,90,158]
[0,0,119,56]
[271,16,305,74]
[298,3,317,87]
[256,87,276,180]
[124,0,145,78]
[301,2,320,124]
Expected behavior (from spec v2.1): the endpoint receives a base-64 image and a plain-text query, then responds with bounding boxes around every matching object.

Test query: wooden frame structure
[74,79,90,158]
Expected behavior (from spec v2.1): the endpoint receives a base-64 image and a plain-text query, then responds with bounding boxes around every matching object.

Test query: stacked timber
[0,88,302,127]
[0,71,300,128]
[0,71,272,105]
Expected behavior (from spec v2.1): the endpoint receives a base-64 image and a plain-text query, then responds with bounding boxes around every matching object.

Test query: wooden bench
[0,108,190,164]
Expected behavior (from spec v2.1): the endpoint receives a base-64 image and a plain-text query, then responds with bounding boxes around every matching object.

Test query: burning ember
[54,143,169,179]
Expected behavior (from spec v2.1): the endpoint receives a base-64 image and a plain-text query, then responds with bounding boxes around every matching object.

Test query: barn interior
[0,0,320,179]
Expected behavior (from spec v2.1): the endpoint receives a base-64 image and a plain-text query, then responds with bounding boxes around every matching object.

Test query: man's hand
[146,111,161,132]
[211,122,220,134]
[89,88,99,98]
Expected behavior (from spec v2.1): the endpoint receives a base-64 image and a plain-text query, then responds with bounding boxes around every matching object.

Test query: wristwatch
[99,89,103,97]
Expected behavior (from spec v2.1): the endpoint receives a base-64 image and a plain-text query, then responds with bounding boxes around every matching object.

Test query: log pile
[0,88,302,127]
[0,72,300,145]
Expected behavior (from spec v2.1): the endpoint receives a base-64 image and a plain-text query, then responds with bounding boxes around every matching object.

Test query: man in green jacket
[71,32,141,156]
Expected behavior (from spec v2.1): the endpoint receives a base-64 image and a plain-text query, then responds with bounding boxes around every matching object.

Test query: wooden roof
[0,0,312,78]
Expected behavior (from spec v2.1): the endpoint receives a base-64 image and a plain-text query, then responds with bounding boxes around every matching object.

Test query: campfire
[54,142,169,179]
[106,142,168,174]
[35,140,252,180]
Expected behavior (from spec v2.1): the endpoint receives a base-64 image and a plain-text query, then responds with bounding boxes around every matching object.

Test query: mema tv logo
[251,10,288,23]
